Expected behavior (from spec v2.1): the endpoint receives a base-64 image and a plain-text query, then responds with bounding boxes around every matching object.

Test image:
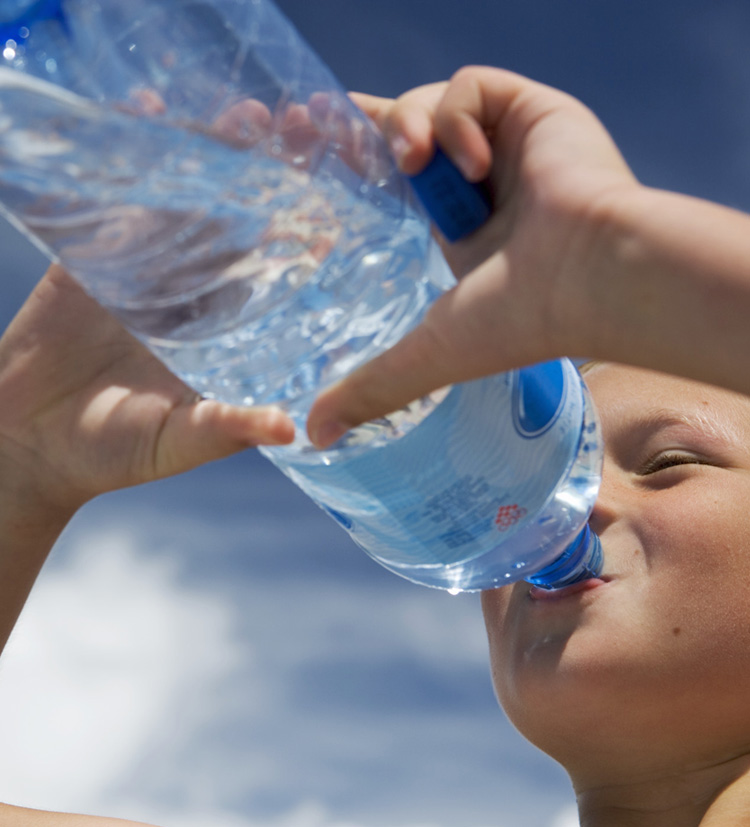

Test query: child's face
[481,364,750,776]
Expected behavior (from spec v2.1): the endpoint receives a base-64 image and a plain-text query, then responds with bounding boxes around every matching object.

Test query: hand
[209,92,377,175]
[307,66,638,447]
[0,265,295,516]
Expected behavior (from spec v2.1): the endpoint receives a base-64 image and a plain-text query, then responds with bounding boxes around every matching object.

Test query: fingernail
[453,150,482,182]
[312,420,349,449]
[389,135,412,168]
[262,406,296,444]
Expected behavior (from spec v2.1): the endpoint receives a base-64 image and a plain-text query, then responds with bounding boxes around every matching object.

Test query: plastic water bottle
[0,0,603,591]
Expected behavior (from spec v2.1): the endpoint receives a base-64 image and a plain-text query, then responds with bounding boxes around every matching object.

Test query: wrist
[574,183,750,392]
[565,181,651,361]
[0,443,78,655]
[542,180,648,364]
[0,439,79,546]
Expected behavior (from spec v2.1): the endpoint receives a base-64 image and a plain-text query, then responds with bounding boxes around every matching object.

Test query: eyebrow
[630,407,744,447]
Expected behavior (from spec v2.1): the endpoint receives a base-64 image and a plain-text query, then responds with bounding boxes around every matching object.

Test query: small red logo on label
[495,504,527,531]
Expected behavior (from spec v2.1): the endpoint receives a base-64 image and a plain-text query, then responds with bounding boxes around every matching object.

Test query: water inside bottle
[0,69,453,425]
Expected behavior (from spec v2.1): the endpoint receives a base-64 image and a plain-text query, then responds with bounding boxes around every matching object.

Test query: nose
[587,468,618,536]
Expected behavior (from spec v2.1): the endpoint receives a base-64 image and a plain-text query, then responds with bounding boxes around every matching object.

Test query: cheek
[635,489,750,666]
[477,483,750,750]
[641,485,750,598]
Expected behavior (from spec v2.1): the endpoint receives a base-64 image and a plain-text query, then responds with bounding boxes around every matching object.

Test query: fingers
[210,98,273,148]
[306,323,452,448]
[352,67,583,186]
[352,84,448,176]
[351,70,528,183]
[435,66,633,185]
[431,66,513,181]
[211,99,320,158]
[153,401,295,479]
[347,91,396,129]
[308,91,372,176]
[211,94,374,175]
[306,268,512,448]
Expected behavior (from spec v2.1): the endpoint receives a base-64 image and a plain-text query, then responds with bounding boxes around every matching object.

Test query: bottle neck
[525,524,603,590]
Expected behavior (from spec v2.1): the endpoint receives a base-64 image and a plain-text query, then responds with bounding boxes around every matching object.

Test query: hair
[577,359,601,375]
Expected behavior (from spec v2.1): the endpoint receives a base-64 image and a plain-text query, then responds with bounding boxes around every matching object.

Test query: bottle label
[279,360,585,571]
[512,360,567,438]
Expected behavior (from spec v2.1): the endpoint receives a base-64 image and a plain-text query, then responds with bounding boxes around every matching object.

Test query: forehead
[583,364,750,439]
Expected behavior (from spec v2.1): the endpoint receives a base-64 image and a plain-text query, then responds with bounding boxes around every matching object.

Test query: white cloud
[0,495,575,827]
[549,805,579,827]
[0,528,243,816]
[0,523,488,827]
[131,799,442,827]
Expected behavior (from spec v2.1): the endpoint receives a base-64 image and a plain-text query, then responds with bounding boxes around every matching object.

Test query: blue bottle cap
[408,146,492,242]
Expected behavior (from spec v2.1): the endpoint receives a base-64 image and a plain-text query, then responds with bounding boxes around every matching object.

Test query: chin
[490,629,652,758]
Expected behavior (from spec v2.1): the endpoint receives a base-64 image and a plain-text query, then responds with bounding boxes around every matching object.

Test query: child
[4,66,750,825]
[304,66,750,825]
[485,361,750,825]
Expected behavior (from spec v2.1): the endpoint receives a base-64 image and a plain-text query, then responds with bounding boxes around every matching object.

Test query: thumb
[152,401,295,479]
[306,324,449,448]
[306,284,499,448]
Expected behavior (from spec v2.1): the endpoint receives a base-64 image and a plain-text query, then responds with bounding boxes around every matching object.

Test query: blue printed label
[272,360,584,572]
[512,360,567,438]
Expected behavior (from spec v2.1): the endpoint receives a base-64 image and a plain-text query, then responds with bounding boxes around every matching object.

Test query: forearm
[578,185,750,393]
[0,452,76,655]
[0,802,158,826]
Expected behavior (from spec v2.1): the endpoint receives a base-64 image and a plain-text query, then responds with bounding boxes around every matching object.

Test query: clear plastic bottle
[266,359,603,592]
[0,0,603,591]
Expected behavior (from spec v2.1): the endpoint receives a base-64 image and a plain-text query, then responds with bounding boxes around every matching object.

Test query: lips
[528,577,609,602]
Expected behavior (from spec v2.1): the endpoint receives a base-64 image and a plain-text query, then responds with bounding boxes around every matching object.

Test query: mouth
[527,576,610,602]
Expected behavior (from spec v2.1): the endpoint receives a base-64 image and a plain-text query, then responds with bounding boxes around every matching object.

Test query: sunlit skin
[482,364,750,825]
[7,61,750,825]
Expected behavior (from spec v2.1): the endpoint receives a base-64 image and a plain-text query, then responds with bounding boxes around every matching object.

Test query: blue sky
[0,2,749,826]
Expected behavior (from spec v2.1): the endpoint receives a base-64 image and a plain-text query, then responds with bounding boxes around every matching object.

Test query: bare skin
[484,365,750,826]
[0,266,297,826]
[307,67,750,447]
[0,803,158,827]
[0,265,295,657]
[5,65,750,825]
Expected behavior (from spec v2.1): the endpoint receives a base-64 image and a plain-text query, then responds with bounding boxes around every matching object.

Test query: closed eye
[640,452,708,475]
